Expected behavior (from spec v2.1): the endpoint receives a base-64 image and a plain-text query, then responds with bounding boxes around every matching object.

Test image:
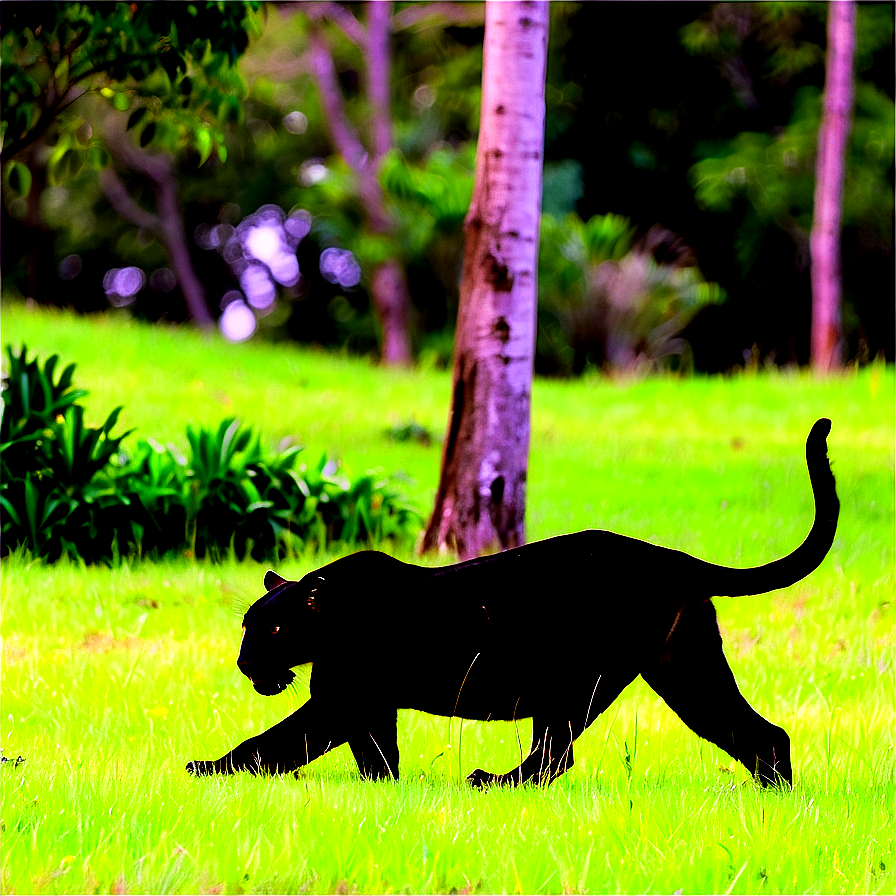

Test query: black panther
[187,419,838,788]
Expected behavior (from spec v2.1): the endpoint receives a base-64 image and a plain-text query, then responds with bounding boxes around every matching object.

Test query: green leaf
[195,127,212,166]
[86,144,111,169]
[0,494,22,527]
[127,107,148,131]
[139,122,156,148]
[5,161,32,198]
[49,147,85,185]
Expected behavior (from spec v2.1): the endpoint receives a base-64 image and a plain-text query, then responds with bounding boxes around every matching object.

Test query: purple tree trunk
[422,0,548,559]
[307,2,413,366]
[810,0,856,371]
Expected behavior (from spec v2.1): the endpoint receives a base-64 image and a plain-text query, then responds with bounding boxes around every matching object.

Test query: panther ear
[264,570,289,591]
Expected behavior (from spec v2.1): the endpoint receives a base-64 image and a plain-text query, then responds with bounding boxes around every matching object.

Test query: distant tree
[422,0,548,558]
[682,2,892,365]
[307,2,412,363]
[810,1,857,371]
[1,2,259,324]
[94,106,217,327]
[288,1,483,365]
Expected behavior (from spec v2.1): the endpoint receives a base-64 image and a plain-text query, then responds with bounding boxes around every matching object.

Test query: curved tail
[700,418,839,597]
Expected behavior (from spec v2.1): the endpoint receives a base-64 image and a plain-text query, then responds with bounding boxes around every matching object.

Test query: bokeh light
[299,159,329,186]
[240,263,277,310]
[196,203,318,334]
[319,247,361,288]
[59,254,83,280]
[103,266,146,306]
[219,299,257,342]
[149,268,177,292]
[285,208,312,242]
[283,111,308,134]
[219,289,244,310]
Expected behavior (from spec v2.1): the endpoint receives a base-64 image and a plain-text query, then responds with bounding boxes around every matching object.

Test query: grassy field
[1,303,894,894]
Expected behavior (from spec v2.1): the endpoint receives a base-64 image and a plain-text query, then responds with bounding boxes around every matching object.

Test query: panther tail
[699,418,839,597]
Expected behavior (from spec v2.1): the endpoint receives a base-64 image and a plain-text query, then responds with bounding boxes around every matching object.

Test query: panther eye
[271,626,280,634]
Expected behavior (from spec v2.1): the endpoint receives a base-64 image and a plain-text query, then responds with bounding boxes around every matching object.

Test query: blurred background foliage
[1,1,893,373]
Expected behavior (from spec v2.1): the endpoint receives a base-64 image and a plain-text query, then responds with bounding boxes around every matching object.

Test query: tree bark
[422,0,548,559]
[810,0,856,371]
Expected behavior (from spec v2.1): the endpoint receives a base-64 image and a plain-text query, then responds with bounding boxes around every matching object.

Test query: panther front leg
[467,717,578,788]
[187,699,345,776]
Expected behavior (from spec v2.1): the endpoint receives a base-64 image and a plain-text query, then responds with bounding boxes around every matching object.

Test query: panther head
[237,569,323,696]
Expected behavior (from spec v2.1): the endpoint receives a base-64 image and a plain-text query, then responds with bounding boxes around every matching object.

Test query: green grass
[1,303,894,894]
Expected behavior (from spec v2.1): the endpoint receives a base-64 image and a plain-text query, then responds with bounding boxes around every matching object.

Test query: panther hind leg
[467,716,578,788]
[641,601,793,787]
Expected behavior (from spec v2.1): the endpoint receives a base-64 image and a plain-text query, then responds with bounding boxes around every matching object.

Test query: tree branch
[101,111,173,185]
[97,110,213,326]
[302,1,366,47]
[98,166,161,232]
[392,2,484,32]
[365,1,393,165]
[307,22,368,171]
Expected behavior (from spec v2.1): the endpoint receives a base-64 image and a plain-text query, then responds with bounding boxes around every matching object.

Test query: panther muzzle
[242,668,296,696]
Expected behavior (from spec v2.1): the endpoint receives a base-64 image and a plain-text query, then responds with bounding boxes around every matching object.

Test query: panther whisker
[231,595,252,618]
[583,675,602,731]
[285,679,304,708]
[452,653,480,718]
[367,734,396,781]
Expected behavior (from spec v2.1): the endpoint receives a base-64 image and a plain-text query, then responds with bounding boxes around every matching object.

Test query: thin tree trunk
[810,0,856,371]
[362,1,414,365]
[422,0,548,559]
[370,258,413,365]
[307,4,413,366]
[155,173,215,328]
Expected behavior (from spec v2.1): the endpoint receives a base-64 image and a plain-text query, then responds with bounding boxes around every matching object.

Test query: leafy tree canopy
[1,1,261,177]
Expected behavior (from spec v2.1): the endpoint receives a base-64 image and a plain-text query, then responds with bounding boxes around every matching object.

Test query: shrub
[0,345,421,563]
[536,213,725,374]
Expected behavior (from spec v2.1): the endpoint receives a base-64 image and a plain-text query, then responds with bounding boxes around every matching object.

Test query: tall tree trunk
[422,0,548,559]
[810,0,856,371]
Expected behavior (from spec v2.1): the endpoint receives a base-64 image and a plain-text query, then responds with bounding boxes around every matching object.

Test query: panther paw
[186,760,216,776]
[466,768,497,789]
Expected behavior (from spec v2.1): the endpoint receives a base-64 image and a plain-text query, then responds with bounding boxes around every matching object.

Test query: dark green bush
[0,345,421,563]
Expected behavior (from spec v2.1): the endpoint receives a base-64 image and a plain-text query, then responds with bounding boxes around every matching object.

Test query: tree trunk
[99,116,214,328]
[306,3,414,366]
[422,0,548,559]
[153,169,215,328]
[370,258,414,365]
[362,1,414,366]
[810,0,856,371]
